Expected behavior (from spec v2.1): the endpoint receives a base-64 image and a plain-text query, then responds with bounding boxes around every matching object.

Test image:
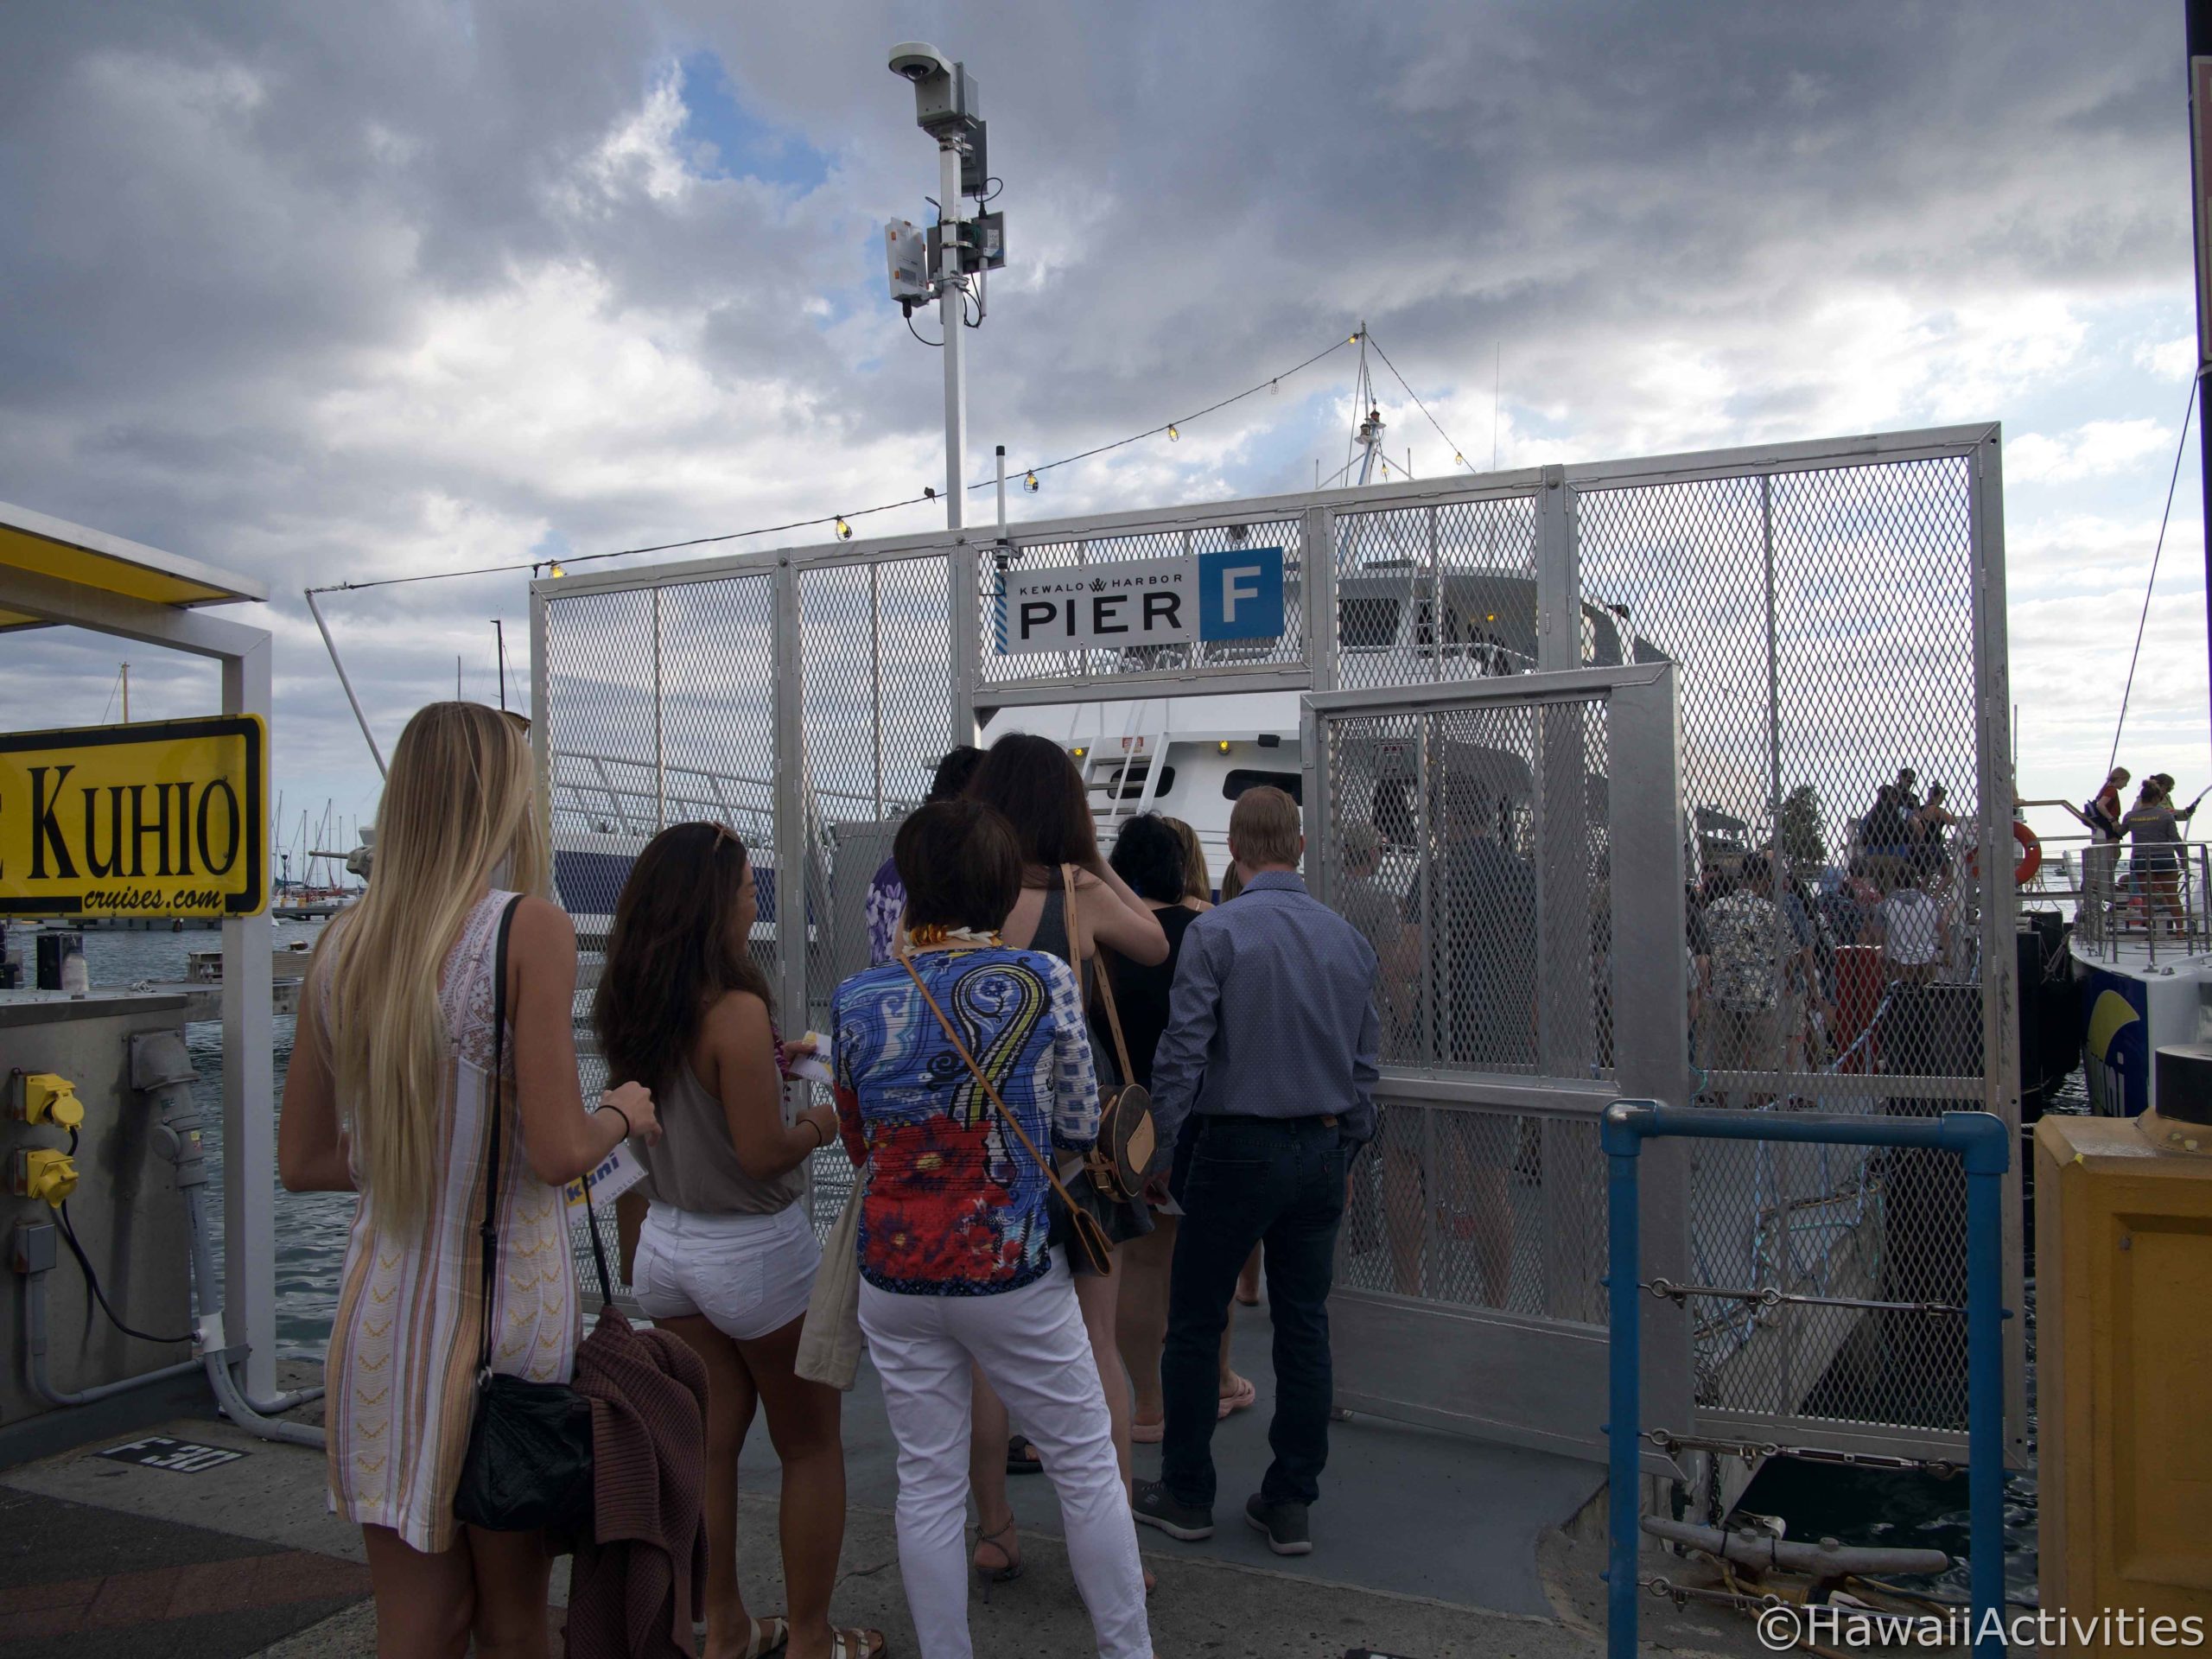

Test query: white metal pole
[222,633,277,1402]
[304,588,386,777]
[939,140,967,531]
[995,443,1007,537]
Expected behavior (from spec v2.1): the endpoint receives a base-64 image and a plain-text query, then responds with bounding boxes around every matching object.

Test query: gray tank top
[633,1056,804,1217]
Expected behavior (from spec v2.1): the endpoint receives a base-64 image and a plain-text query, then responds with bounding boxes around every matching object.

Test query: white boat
[2068,842,2211,1116]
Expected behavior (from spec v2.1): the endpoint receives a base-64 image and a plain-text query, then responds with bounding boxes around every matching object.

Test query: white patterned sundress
[321,889,582,1552]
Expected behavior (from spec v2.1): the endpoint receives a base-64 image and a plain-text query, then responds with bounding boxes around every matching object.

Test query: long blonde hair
[323,702,549,1223]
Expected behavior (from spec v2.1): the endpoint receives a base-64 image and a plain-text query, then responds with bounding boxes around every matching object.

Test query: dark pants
[1160,1114,1350,1511]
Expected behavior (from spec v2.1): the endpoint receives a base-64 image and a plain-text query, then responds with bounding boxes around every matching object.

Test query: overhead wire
[2107,372,2199,775]
[309,331,1359,596]
[1363,329,1481,474]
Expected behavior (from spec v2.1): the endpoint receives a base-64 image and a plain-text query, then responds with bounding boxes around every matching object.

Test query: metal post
[1302,505,1338,693]
[303,588,387,778]
[1956,1111,2008,1659]
[652,586,666,830]
[493,618,507,712]
[940,141,967,531]
[2188,0,2212,739]
[1602,1103,1644,1659]
[223,633,277,1401]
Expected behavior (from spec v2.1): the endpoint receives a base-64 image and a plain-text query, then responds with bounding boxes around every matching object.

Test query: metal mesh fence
[533,429,2008,1447]
[1332,495,1540,691]
[1576,454,1994,1441]
[1317,694,1615,1326]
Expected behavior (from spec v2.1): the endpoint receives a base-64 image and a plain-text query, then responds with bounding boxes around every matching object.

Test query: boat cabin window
[1100,763,1175,802]
[1339,595,1400,650]
[1223,768,1304,806]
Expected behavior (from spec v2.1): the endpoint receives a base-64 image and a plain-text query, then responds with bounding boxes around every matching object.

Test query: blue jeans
[1160,1114,1351,1510]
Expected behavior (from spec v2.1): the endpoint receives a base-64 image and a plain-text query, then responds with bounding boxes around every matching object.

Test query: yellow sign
[0,716,267,918]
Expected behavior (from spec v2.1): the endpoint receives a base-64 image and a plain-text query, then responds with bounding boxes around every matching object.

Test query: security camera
[888,42,953,84]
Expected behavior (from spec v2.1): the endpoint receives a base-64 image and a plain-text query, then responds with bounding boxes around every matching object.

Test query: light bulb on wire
[548,562,567,579]
[1023,471,1039,493]
[1166,424,1179,442]
[836,517,853,541]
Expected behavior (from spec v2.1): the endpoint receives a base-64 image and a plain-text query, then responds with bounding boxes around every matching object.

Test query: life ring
[1967,821,2041,886]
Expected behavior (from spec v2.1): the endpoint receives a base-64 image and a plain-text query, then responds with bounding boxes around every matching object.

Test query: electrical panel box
[885,219,931,303]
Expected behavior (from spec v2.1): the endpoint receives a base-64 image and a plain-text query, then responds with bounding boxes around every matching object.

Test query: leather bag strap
[478,895,524,1381]
[897,950,1092,1219]
[1061,864,1136,1087]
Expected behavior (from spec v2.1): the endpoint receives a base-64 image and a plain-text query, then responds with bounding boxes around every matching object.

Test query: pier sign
[999,546,1285,653]
[0,715,267,918]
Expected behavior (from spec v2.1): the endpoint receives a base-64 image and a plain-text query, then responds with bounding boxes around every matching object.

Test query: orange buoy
[1967,820,2042,886]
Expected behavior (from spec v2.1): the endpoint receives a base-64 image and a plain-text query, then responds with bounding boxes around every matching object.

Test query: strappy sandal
[829,1630,887,1658]
[972,1518,1023,1602]
[1005,1433,1045,1475]
[696,1615,785,1659]
[1217,1373,1256,1419]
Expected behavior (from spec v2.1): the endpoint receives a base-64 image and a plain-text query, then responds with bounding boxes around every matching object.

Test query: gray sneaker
[1244,1493,1312,1555]
[1133,1478,1215,1541]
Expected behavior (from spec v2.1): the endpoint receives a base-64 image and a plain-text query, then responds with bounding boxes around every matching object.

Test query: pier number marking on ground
[997,547,1286,654]
[96,1436,250,1474]
[0,715,268,919]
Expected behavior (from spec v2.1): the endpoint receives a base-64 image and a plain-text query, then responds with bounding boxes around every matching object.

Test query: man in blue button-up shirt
[1132,786,1380,1559]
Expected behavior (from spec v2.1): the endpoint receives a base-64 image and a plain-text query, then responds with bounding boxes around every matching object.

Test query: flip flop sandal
[1131,1417,1165,1444]
[830,1630,887,1658]
[1217,1375,1256,1419]
[1006,1433,1045,1474]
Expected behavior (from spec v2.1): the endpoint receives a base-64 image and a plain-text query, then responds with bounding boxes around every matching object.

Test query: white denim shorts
[631,1199,820,1342]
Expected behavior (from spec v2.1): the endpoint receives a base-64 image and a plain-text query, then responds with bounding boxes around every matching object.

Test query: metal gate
[1307,664,1693,1460]
[531,422,2022,1469]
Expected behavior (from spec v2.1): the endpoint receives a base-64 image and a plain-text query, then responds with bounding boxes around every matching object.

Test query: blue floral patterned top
[831,945,1098,1295]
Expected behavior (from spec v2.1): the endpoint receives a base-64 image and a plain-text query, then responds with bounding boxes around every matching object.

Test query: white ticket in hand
[563,1137,648,1211]
[786,1029,833,1086]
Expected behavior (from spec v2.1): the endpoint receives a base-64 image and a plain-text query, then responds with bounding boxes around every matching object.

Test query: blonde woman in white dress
[280,702,660,1659]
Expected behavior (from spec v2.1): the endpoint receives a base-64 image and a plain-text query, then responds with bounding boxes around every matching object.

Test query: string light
[307,331,1363,598]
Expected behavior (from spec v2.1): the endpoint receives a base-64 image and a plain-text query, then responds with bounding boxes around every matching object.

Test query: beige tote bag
[795,1172,866,1390]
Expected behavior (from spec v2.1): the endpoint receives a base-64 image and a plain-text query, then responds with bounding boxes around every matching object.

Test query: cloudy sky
[2,1,2203,860]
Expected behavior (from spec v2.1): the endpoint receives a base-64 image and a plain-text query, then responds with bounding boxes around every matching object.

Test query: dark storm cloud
[0,0,2188,803]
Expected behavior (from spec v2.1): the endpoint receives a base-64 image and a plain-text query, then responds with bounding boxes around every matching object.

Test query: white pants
[859,1262,1151,1659]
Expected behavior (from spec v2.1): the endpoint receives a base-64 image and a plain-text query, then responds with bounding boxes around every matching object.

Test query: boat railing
[548,748,906,843]
[2072,841,2210,963]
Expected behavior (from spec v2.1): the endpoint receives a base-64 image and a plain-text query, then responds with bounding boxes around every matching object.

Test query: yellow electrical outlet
[22,1074,83,1130]
[17,1149,78,1207]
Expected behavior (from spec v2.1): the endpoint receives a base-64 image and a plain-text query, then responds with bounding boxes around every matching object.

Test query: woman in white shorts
[595,822,884,1659]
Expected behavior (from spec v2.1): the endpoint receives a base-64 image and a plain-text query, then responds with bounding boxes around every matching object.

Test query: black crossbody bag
[454,894,614,1535]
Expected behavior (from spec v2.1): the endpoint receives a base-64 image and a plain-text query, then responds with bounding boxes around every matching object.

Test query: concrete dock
[0,1313,1793,1658]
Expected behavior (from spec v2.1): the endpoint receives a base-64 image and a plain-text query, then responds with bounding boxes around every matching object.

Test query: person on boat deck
[1133,785,1381,1560]
[865,746,984,966]
[1389,782,1532,1305]
[1870,864,1947,987]
[2123,776,2197,938]
[1697,860,1786,1107]
[278,701,663,1659]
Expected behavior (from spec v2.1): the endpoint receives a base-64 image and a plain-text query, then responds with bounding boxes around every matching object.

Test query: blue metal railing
[1601,1101,2009,1659]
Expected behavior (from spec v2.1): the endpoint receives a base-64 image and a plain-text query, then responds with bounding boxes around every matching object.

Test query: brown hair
[966,732,1100,879]
[1230,785,1302,868]
[898,799,1023,931]
[594,823,773,1094]
[1162,816,1211,902]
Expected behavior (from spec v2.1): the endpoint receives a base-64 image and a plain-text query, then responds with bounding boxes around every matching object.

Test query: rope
[2108,374,2198,775]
